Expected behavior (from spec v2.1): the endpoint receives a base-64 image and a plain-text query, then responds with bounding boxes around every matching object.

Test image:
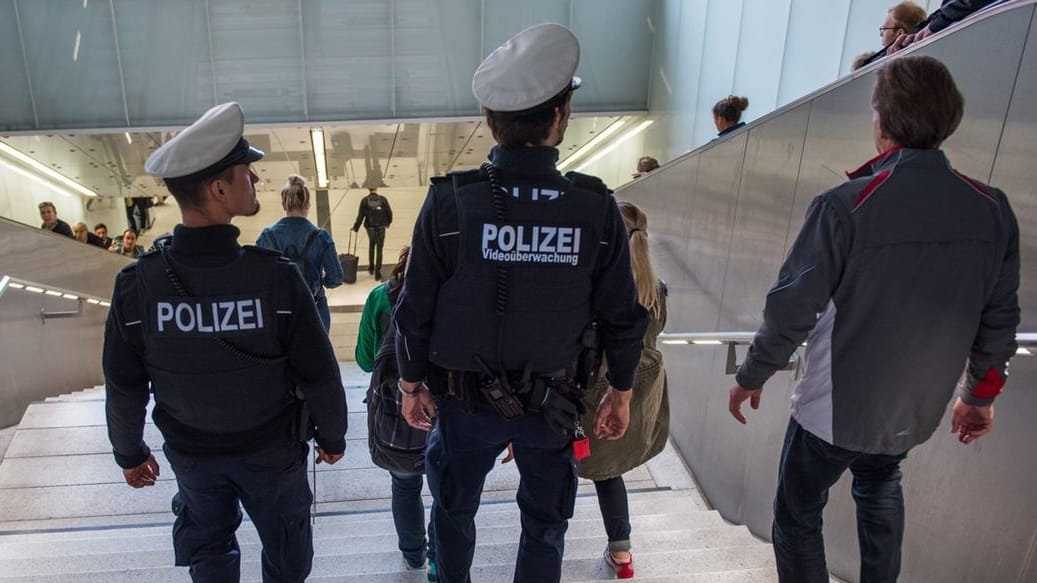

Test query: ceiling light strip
[557,119,627,171]
[574,120,655,173]
[0,274,110,306]
[0,141,99,198]
[310,128,329,188]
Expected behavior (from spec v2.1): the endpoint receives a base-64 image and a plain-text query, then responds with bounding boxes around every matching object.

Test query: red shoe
[604,549,634,579]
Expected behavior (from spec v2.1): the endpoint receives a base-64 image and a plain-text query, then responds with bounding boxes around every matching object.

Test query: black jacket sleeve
[394,186,449,382]
[353,198,366,231]
[592,197,648,390]
[384,196,393,227]
[280,262,348,454]
[960,189,1020,405]
[103,267,153,469]
[737,194,851,390]
[928,0,998,33]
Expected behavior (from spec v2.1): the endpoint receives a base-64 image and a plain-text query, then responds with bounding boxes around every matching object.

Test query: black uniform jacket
[394,146,647,390]
[103,224,347,469]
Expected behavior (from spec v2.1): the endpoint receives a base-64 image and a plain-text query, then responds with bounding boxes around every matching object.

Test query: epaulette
[448,167,489,188]
[564,171,610,196]
[242,244,285,259]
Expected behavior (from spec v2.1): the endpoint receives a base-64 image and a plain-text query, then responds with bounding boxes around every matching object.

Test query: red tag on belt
[572,437,591,461]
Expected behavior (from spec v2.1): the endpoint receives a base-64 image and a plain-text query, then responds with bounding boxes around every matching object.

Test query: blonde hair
[281,175,309,212]
[617,201,660,317]
[888,1,927,32]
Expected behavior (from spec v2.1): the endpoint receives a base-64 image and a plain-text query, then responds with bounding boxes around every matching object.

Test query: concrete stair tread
[0,527,766,577]
[0,544,775,582]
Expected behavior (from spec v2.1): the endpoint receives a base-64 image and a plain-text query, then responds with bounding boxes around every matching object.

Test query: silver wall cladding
[0,217,130,427]
[617,3,1037,583]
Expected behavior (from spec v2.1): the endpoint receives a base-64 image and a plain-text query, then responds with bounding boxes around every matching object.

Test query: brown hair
[872,56,964,149]
[617,201,660,318]
[38,201,56,212]
[712,95,749,123]
[387,246,411,302]
[164,166,235,209]
[484,90,573,148]
[888,1,927,32]
[636,156,660,173]
[281,174,310,212]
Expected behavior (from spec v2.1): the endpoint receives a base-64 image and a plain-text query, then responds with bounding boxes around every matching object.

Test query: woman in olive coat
[580,200,669,579]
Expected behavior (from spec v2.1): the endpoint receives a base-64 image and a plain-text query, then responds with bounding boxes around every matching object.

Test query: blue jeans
[772,418,908,583]
[426,398,577,583]
[390,471,436,566]
[593,476,631,552]
[164,440,313,583]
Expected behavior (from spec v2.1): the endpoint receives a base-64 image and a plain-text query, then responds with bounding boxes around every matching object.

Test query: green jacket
[578,282,669,481]
[356,283,393,372]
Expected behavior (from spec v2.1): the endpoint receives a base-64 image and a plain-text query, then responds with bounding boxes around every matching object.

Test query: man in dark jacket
[890,0,1003,51]
[38,201,73,237]
[728,56,1020,583]
[352,187,393,280]
[103,102,347,583]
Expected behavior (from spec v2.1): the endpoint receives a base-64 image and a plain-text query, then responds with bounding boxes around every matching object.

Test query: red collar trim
[846,146,907,179]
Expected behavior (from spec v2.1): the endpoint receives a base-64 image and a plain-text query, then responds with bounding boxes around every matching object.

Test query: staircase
[0,365,781,582]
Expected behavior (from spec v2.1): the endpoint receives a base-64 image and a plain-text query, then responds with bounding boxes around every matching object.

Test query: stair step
[0,526,763,578]
[0,544,774,582]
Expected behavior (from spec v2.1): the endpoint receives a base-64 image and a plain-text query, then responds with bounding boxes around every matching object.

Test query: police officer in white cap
[103,102,348,583]
[395,23,647,583]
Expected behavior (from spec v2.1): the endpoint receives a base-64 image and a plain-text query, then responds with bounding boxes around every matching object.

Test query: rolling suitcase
[339,230,359,284]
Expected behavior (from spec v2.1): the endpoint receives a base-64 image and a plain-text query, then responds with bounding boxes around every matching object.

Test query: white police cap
[472,23,582,112]
[145,102,264,181]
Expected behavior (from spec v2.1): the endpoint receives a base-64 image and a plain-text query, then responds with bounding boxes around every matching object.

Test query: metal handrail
[0,274,111,321]
[659,332,1037,376]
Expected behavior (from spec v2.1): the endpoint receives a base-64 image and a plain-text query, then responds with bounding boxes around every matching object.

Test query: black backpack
[366,285,429,474]
[265,230,322,298]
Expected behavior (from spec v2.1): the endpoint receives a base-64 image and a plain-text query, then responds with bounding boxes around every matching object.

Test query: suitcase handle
[348,229,358,255]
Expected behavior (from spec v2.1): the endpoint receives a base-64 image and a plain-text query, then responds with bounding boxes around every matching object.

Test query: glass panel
[394,0,481,117]
[732,0,793,117]
[570,0,654,111]
[692,0,745,146]
[0,2,36,131]
[113,0,215,126]
[304,0,393,119]
[18,0,125,129]
[776,0,852,106]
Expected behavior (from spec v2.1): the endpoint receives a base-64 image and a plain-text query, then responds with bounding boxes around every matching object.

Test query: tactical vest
[131,247,296,434]
[428,168,610,375]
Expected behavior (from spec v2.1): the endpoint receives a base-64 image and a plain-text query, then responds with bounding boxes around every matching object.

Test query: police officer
[103,102,348,583]
[394,24,648,583]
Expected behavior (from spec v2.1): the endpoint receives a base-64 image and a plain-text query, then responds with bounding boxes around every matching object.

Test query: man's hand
[594,387,633,440]
[951,397,994,444]
[401,381,437,432]
[890,25,932,53]
[123,454,160,488]
[729,385,762,424]
[315,447,344,465]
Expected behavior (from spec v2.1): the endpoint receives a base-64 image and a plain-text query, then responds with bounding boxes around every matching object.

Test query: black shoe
[375,272,383,281]
[368,269,374,275]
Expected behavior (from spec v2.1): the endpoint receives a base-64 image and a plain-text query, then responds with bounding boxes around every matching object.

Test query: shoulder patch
[565,171,609,196]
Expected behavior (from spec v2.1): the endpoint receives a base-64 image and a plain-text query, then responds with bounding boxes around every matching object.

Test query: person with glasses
[880,1,928,48]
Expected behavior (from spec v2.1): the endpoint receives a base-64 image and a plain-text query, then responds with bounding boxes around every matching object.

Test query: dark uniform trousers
[427,397,577,583]
[164,439,314,583]
[366,226,386,275]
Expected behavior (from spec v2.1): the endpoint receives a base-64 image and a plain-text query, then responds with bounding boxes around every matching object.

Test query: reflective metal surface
[0,217,129,427]
[618,4,1037,582]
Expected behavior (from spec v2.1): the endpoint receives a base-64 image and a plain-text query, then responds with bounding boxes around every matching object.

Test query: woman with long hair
[257,175,344,331]
[580,200,669,579]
